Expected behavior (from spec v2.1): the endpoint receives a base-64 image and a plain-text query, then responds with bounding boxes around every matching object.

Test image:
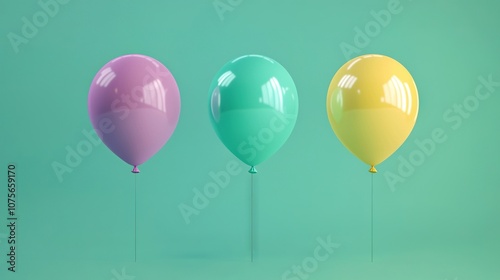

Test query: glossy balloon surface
[326,54,419,170]
[88,54,180,171]
[209,55,299,169]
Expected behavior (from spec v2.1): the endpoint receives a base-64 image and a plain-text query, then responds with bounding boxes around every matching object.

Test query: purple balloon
[88,54,180,173]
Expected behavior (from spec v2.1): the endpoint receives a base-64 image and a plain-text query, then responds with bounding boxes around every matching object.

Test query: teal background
[1,0,499,279]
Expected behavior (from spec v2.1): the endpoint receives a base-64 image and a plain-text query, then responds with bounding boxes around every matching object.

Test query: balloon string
[371,172,374,263]
[135,173,137,263]
[251,173,254,262]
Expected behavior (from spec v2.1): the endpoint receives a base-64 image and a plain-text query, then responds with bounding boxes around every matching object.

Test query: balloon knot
[369,166,377,173]
[248,166,257,174]
[132,166,140,173]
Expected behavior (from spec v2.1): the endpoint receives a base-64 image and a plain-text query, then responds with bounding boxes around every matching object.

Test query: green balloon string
[248,166,257,174]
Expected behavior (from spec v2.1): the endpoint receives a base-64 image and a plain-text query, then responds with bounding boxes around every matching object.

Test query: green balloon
[208,55,299,173]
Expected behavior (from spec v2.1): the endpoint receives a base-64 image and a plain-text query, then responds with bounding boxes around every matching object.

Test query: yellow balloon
[326,54,419,173]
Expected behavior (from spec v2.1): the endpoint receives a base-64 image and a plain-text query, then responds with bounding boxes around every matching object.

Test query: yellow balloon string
[371,172,374,262]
